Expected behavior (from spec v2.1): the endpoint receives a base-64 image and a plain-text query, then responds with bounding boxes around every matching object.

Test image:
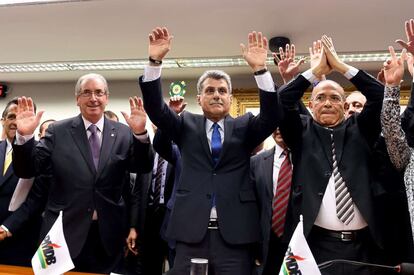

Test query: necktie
[88,124,100,169]
[331,132,354,225]
[211,123,222,165]
[3,148,12,175]
[272,149,292,237]
[153,156,166,205]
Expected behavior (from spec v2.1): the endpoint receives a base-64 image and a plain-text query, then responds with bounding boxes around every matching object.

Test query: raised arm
[274,44,305,84]
[240,31,281,149]
[139,27,183,144]
[381,46,410,171]
[322,35,384,144]
[396,19,414,55]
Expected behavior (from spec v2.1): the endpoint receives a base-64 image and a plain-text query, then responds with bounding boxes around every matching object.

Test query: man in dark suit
[139,27,280,275]
[0,73,153,274]
[279,36,388,274]
[250,128,291,275]
[127,139,175,275]
[0,98,41,266]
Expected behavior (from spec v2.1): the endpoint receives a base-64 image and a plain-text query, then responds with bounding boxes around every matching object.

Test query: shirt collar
[274,143,285,158]
[206,118,225,131]
[82,115,105,132]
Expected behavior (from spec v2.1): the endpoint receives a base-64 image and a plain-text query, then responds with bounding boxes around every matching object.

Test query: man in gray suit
[251,129,291,275]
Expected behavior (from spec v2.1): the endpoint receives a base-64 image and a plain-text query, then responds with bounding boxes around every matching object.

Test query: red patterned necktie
[272,150,292,237]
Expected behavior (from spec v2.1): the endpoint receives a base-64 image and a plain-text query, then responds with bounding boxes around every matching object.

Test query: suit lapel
[263,147,275,200]
[218,116,234,166]
[313,124,333,167]
[97,118,116,175]
[333,124,346,165]
[0,141,9,187]
[70,115,96,173]
[197,117,214,166]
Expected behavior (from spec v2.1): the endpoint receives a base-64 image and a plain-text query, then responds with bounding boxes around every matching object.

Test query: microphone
[398,263,414,275]
[318,259,414,275]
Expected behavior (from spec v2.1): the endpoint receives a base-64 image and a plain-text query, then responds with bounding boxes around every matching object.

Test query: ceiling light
[0,51,393,73]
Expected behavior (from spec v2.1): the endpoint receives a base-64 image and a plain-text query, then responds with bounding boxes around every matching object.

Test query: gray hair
[196,70,232,95]
[75,73,109,96]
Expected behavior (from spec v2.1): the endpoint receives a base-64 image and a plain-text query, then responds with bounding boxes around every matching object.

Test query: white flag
[32,211,75,275]
[279,215,321,275]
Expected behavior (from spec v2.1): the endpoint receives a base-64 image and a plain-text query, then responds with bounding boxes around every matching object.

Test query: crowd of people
[0,19,413,275]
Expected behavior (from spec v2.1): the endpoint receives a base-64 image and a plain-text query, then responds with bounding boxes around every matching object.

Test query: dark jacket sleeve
[153,129,176,165]
[350,70,384,146]
[12,137,37,179]
[139,77,183,146]
[278,75,311,150]
[401,83,414,147]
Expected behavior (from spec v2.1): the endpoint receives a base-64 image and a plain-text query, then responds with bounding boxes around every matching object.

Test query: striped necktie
[272,149,292,237]
[331,132,354,225]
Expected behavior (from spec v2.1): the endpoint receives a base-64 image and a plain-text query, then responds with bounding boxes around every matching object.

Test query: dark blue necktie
[211,123,222,165]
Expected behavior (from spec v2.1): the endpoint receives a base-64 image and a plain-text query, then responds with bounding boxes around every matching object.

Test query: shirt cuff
[1,225,10,236]
[15,132,34,145]
[343,66,359,80]
[254,71,275,92]
[133,132,150,143]
[301,69,317,84]
[142,65,162,82]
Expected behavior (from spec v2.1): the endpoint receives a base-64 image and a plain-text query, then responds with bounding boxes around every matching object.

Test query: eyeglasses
[78,90,107,98]
[312,94,343,104]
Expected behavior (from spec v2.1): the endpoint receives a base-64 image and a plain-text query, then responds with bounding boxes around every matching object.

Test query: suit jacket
[153,129,181,249]
[6,115,153,258]
[250,147,277,267]
[139,77,280,245]
[0,140,41,266]
[130,151,175,235]
[279,70,385,247]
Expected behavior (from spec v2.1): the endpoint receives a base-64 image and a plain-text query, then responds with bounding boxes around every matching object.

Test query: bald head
[345,91,366,119]
[309,80,346,128]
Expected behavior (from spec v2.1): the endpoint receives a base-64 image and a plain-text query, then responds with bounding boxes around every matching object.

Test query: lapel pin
[111,133,115,137]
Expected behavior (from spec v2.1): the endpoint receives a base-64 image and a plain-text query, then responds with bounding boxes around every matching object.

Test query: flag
[32,211,74,275]
[279,215,321,275]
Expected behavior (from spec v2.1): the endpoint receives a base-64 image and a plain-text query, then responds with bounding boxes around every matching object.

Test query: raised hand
[396,19,414,55]
[376,68,385,84]
[383,46,407,86]
[407,53,414,77]
[321,35,349,74]
[169,95,187,114]
[309,40,330,78]
[16,97,44,136]
[121,96,147,134]
[148,27,173,62]
[240,31,268,72]
[273,44,305,84]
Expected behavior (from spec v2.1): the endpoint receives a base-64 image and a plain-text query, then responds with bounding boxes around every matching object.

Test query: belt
[312,226,367,242]
[208,220,219,230]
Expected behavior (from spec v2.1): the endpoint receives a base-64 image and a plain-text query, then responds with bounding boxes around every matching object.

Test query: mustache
[209,100,223,105]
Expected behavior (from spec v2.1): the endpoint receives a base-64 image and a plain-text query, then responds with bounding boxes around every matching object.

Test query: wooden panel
[0,265,103,275]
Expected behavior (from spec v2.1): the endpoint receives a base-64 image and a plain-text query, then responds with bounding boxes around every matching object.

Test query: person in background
[38,119,56,139]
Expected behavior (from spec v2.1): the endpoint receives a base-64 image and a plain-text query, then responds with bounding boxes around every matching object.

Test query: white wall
[0,74,258,138]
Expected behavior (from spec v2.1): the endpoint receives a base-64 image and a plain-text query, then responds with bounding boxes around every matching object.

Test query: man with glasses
[279,36,387,274]
[0,73,153,273]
